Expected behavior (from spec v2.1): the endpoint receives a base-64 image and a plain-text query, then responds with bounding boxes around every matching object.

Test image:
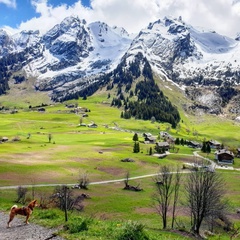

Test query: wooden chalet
[207,140,221,149]
[143,133,152,138]
[143,133,157,144]
[144,136,157,144]
[160,131,175,144]
[155,142,170,153]
[215,149,234,164]
[237,148,240,158]
[187,141,201,148]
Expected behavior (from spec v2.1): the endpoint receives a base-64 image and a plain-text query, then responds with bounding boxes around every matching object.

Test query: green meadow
[0,91,240,239]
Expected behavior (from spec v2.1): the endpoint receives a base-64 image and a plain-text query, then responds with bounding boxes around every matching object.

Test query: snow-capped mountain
[125,16,240,87]
[0,16,132,93]
[120,16,240,116]
[0,29,16,55]
[0,15,239,116]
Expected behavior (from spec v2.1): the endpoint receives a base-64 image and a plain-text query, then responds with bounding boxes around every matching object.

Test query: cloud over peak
[3,0,240,38]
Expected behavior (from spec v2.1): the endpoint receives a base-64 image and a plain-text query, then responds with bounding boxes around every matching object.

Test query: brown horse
[7,200,37,228]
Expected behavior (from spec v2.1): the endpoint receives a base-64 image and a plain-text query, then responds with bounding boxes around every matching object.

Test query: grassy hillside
[0,85,240,239]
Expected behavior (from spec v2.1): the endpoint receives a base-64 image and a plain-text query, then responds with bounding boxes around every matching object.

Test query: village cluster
[142,131,238,165]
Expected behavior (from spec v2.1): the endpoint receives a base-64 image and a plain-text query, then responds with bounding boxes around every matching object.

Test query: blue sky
[0,0,90,28]
[0,0,240,37]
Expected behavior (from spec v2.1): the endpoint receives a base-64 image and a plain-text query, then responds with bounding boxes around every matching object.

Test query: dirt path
[0,211,64,240]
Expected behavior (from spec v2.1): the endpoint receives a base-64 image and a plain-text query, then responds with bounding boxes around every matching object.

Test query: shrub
[37,209,59,220]
[64,216,92,233]
[116,220,149,240]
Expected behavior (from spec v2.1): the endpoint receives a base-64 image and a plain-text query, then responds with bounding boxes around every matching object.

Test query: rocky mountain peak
[0,29,15,55]
[0,15,239,118]
[12,30,40,49]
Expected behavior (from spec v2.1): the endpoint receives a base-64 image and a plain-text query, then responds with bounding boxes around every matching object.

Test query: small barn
[144,136,157,144]
[187,141,201,148]
[155,142,170,153]
[215,149,234,164]
[237,148,240,158]
[207,140,221,149]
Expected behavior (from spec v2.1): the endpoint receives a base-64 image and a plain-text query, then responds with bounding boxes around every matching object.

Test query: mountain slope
[0,16,132,96]
[122,16,240,117]
[124,16,240,86]
[0,16,239,119]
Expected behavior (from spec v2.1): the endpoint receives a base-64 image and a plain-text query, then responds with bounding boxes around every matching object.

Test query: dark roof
[215,149,234,157]
[143,133,152,137]
[189,141,200,145]
[208,140,221,145]
[145,136,156,141]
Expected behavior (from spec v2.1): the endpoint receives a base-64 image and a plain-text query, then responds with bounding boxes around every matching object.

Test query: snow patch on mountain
[124,16,240,89]
[12,30,41,49]
[11,17,132,90]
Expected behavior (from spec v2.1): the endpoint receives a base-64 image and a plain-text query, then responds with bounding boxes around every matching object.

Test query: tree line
[110,53,180,128]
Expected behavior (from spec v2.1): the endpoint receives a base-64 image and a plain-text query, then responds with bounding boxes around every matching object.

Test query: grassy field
[0,90,240,239]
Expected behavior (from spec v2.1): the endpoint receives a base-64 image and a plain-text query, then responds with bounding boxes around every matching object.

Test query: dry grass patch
[0,170,65,185]
[135,207,155,214]
[97,166,124,176]
[94,212,123,221]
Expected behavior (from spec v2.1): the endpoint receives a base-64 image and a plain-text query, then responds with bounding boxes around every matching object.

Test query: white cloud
[15,0,240,37]
[17,0,91,34]
[0,0,16,8]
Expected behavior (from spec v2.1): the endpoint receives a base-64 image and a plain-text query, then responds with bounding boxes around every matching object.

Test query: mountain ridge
[0,15,239,120]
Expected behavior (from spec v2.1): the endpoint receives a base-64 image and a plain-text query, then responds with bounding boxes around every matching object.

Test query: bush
[64,216,92,233]
[116,220,149,240]
[37,209,59,220]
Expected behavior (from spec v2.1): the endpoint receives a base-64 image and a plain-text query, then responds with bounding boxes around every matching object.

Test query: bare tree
[153,166,174,229]
[78,171,89,189]
[171,167,181,229]
[16,186,28,203]
[31,179,35,200]
[123,171,142,191]
[185,170,227,236]
[51,185,84,214]
[124,171,130,189]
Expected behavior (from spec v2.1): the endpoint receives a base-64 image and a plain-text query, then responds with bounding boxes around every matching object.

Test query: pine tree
[133,142,140,153]
[175,138,180,145]
[136,142,140,153]
[149,147,153,155]
[132,133,139,142]
[206,143,211,154]
[201,141,207,153]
